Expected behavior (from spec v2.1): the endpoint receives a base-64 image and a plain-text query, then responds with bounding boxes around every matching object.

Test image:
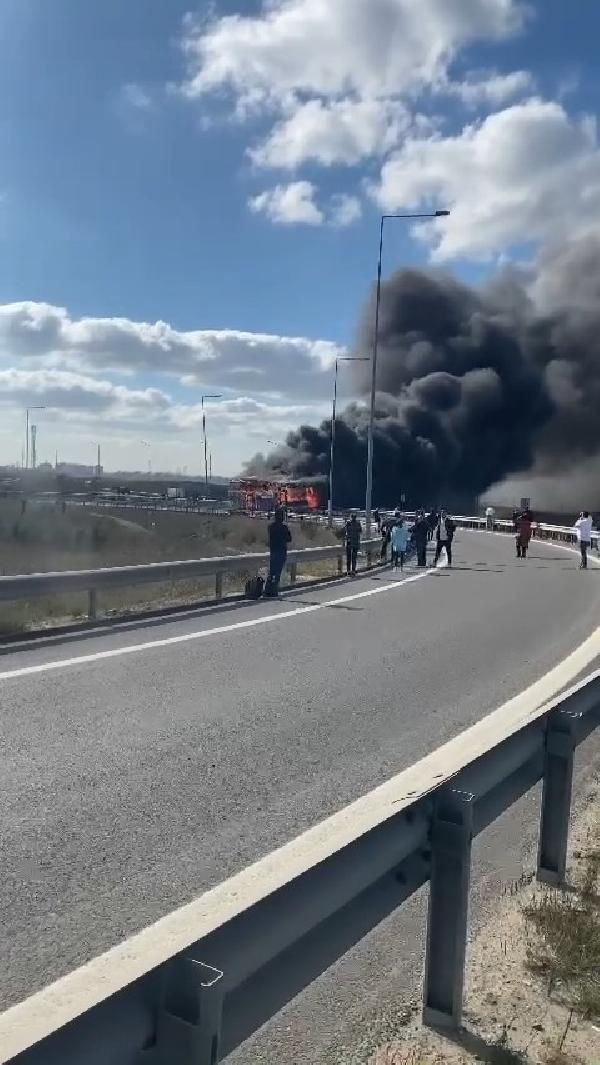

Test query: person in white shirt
[485,505,495,530]
[574,511,594,569]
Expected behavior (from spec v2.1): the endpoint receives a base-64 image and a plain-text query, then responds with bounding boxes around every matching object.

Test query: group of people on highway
[264,505,457,598]
[264,502,596,599]
[347,508,456,575]
[488,504,595,569]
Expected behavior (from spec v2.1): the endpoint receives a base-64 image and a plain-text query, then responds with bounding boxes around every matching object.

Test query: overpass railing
[2,668,599,1065]
[0,538,379,620]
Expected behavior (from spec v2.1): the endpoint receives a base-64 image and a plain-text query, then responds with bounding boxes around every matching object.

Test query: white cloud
[181,0,528,105]
[177,0,531,214]
[250,183,363,227]
[445,69,534,107]
[0,367,333,473]
[249,98,410,169]
[330,193,362,227]
[0,368,170,420]
[250,181,324,225]
[0,300,345,400]
[372,99,600,260]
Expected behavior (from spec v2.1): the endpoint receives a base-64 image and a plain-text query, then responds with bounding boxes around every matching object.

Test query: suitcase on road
[245,575,264,600]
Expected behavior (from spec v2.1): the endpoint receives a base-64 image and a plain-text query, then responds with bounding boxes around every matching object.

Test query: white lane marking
[0,564,442,683]
[2,624,600,1062]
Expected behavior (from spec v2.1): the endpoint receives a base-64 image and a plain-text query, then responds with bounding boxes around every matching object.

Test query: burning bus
[230,477,326,514]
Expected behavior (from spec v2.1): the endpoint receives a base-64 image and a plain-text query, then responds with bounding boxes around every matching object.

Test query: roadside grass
[0,500,343,633]
[523,827,600,1021]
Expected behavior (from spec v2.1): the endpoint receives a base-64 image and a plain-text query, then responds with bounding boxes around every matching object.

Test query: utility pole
[30,425,37,470]
[201,394,222,486]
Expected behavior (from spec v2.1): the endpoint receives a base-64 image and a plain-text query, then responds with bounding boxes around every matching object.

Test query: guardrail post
[423,788,474,1029]
[537,710,579,886]
[215,572,223,600]
[88,588,97,619]
[289,562,298,585]
[155,958,223,1064]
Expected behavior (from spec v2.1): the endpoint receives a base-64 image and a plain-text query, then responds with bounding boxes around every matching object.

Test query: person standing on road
[345,510,362,576]
[516,509,533,559]
[266,507,291,596]
[426,509,437,542]
[380,517,392,560]
[390,517,410,570]
[485,505,495,530]
[434,510,456,567]
[574,511,594,569]
[412,510,429,568]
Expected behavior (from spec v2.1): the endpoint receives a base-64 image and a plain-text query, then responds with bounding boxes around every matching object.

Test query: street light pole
[25,406,46,470]
[328,356,369,526]
[364,210,450,535]
[201,394,222,486]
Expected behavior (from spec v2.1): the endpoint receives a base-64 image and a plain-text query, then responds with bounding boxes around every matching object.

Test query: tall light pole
[25,406,46,470]
[201,394,222,485]
[328,356,369,526]
[364,209,450,535]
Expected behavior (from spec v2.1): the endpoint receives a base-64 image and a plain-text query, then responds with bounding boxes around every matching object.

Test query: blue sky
[1,0,599,473]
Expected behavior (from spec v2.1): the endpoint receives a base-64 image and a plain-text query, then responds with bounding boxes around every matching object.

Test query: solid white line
[0,564,440,683]
[2,624,600,1061]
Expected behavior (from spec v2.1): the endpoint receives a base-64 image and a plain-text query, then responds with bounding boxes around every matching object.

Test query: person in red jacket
[516,509,533,558]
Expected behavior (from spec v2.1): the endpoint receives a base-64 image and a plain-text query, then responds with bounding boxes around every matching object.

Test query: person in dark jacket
[434,510,456,566]
[427,509,438,542]
[412,510,429,568]
[345,511,362,575]
[266,508,291,596]
[380,518,392,560]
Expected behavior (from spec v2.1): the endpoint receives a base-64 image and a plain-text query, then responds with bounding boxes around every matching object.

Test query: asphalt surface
[1,529,600,1037]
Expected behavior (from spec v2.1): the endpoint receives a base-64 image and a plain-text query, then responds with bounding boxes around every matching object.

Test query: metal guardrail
[453,515,599,549]
[0,512,594,622]
[3,668,599,1065]
[0,539,379,619]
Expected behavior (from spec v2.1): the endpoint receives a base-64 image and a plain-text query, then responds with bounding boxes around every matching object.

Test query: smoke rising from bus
[246,235,600,508]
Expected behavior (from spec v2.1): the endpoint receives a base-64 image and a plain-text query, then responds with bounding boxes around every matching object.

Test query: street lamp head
[435,209,451,217]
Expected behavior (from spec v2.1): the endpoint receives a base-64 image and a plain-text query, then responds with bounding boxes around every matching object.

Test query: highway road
[2,529,600,1059]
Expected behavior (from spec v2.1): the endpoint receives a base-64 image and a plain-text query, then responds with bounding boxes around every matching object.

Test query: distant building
[56,462,102,477]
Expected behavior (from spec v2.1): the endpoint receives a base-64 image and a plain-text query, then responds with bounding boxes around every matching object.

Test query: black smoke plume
[246,236,600,509]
